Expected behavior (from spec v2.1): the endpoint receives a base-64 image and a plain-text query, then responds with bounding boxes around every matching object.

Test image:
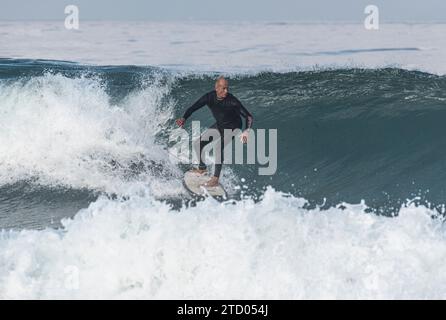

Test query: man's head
[215,76,229,99]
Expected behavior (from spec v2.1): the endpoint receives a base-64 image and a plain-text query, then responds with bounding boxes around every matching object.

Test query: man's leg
[212,129,236,178]
[192,123,218,173]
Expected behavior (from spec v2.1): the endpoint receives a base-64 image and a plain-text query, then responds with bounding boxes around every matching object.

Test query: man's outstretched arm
[183,93,208,120]
[239,103,253,131]
[176,93,208,127]
[236,100,253,144]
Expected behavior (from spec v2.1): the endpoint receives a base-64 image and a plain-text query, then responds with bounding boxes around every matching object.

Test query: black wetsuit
[183,90,253,177]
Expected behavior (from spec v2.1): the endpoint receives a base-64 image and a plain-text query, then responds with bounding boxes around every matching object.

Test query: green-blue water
[1,59,446,229]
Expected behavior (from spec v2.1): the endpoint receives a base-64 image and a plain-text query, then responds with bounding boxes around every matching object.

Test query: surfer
[176,76,253,187]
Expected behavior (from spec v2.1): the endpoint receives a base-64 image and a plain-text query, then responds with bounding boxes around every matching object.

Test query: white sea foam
[0,72,184,196]
[0,187,445,299]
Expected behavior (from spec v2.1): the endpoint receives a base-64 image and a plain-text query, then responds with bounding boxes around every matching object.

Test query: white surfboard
[183,170,227,198]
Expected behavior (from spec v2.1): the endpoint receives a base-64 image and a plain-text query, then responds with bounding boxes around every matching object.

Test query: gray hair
[215,75,228,85]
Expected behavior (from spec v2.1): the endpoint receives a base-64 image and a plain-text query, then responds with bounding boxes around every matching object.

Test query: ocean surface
[1,22,446,299]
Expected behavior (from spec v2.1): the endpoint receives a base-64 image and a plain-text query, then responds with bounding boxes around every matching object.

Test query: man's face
[215,80,229,99]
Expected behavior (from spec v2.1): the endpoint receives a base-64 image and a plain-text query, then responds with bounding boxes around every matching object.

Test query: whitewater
[1,22,446,299]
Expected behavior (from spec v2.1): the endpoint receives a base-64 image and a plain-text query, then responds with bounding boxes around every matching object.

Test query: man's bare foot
[190,168,207,175]
[202,176,219,187]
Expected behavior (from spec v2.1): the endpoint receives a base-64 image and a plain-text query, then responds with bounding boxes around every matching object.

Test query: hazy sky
[1,0,445,22]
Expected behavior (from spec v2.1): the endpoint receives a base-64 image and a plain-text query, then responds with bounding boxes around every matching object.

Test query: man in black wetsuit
[176,76,253,187]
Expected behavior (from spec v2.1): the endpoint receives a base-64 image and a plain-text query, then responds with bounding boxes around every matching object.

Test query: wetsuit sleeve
[182,93,208,120]
[238,101,253,130]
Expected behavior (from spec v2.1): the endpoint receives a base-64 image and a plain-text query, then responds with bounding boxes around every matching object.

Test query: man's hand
[175,118,185,128]
[240,130,250,144]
